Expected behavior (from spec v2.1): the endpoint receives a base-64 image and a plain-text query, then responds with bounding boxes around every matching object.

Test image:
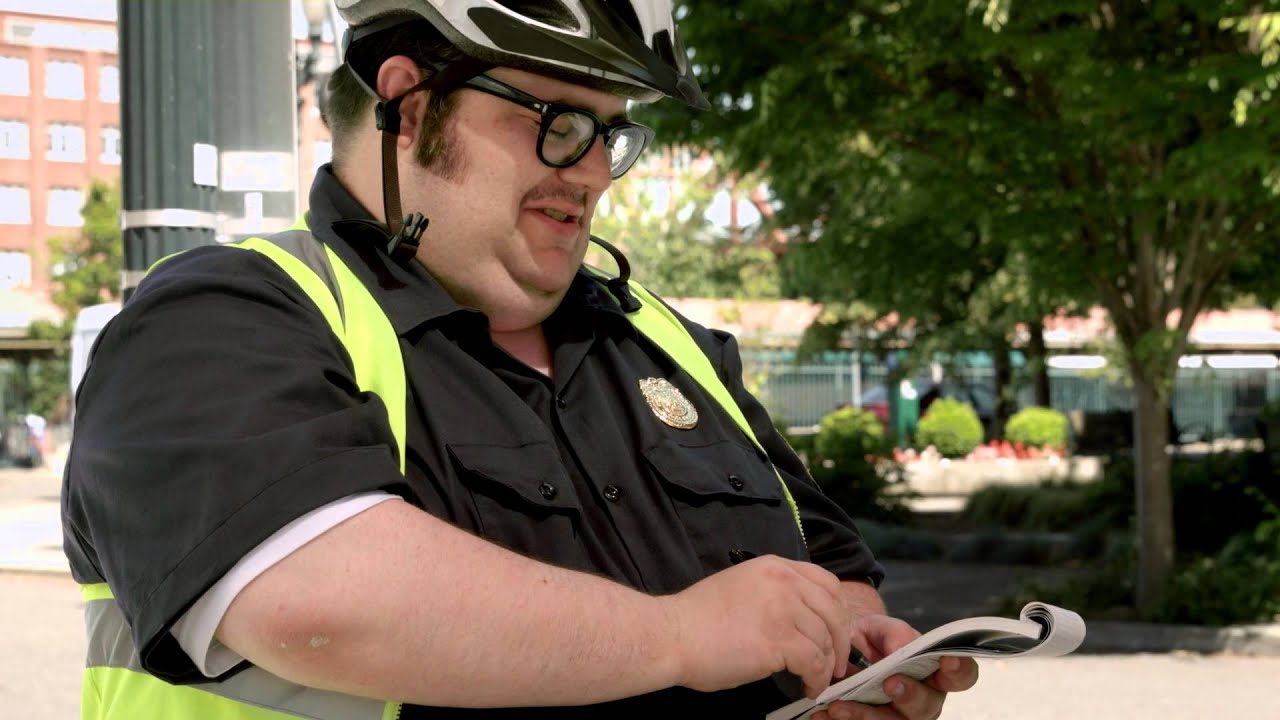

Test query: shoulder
[629,279,739,363]
[134,243,311,306]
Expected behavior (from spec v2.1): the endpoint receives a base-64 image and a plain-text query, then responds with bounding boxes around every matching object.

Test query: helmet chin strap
[372,59,490,263]
[588,234,641,313]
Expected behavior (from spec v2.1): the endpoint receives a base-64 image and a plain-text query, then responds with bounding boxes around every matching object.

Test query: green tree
[23,179,122,420]
[588,148,780,299]
[653,0,1280,612]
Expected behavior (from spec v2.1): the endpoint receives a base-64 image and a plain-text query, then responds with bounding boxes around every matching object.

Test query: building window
[99,65,119,103]
[45,60,85,100]
[47,187,86,227]
[47,123,86,162]
[0,57,30,96]
[100,126,121,164]
[0,252,32,289]
[0,120,29,159]
[0,186,31,224]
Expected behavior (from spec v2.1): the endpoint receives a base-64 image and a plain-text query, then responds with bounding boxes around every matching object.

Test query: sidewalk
[0,462,68,574]
[3,461,1278,657]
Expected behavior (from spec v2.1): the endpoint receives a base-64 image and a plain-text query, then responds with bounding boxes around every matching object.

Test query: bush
[809,406,913,524]
[915,398,983,458]
[815,405,886,468]
[959,480,1107,532]
[1153,511,1280,625]
[1004,406,1069,449]
[1104,450,1279,557]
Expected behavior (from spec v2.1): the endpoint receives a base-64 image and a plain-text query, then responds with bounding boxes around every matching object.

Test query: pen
[728,549,873,672]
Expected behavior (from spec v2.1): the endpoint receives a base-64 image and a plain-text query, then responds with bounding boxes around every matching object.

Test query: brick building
[0,0,334,317]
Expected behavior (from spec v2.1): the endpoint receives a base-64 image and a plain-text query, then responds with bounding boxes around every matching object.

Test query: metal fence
[750,357,1280,440]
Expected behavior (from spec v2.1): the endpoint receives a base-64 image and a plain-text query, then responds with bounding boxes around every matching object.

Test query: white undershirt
[170,491,399,677]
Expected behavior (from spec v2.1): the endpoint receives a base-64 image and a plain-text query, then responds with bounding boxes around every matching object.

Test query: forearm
[841,579,888,618]
[218,500,681,707]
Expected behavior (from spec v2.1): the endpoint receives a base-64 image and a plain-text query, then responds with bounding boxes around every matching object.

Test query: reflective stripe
[80,218,405,719]
[81,583,113,601]
[230,237,347,350]
[323,243,407,475]
[591,271,805,540]
[83,598,393,720]
[229,231,406,472]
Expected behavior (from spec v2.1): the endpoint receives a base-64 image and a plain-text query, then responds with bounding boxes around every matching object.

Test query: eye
[546,113,578,140]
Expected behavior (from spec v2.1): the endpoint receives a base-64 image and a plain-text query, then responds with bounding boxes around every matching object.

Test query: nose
[557,136,613,193]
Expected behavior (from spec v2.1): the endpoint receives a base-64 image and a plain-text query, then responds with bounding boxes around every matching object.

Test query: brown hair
[321,18,467,173]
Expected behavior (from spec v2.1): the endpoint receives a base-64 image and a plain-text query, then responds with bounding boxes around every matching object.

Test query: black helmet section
[458,2,710,110]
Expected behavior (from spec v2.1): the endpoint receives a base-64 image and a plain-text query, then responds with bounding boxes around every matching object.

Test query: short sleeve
[62,246,410,683]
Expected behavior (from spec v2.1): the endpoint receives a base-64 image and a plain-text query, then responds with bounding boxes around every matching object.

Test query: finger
[883,674,945,720]
[817,700,906,720]
[787,570,851,678]
[780,632,835,699]
[926,656,979,693]
[785,559,844,597]
[852,615,920,663]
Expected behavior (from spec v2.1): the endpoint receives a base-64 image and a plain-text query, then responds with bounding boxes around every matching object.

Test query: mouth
[531,207,580,225]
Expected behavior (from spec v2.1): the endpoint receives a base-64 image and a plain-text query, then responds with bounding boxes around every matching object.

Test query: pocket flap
[448,441,581,511]
[643,438,782,503]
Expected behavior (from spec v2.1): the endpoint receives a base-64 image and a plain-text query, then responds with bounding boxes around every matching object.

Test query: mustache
[523,185,588,208]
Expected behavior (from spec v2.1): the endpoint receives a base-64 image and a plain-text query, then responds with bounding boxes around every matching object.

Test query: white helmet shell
[335,0,709,108]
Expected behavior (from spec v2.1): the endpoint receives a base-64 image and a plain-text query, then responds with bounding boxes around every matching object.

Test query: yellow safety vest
[78,219,801,719]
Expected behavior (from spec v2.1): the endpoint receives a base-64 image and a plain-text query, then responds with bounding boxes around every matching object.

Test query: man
[63,2,977,718]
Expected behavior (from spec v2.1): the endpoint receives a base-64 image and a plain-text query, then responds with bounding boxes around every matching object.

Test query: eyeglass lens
[541,110,646,178]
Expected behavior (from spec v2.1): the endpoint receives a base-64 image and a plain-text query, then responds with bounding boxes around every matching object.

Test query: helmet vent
[494,1,581,32]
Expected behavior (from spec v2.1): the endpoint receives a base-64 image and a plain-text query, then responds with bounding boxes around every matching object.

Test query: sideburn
[414,90,465,180]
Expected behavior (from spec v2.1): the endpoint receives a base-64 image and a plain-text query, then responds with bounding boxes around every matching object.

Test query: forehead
[485,67,629,119]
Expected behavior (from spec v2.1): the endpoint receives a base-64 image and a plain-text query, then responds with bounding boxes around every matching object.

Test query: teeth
[540,209,569,222]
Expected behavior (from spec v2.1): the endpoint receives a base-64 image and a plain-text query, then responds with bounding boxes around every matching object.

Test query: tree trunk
[991,341,1014,439]
[1028,320,1051,407]
[1132,371,1176,614]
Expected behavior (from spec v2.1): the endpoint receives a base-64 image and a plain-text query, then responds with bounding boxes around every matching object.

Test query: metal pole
[118,0,218,301]
[209,0,299,243]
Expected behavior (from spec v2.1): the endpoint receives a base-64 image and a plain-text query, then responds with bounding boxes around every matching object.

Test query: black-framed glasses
[458,73,655,179]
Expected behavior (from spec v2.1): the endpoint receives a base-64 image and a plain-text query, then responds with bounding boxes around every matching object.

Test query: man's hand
[812,615,980,720]
[659,554,852,698]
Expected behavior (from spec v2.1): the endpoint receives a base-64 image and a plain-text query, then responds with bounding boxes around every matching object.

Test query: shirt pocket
[447,441,590,570]
[642,437,807,572]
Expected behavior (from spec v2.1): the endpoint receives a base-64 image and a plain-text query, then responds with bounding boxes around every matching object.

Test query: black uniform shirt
[63,166,884,718]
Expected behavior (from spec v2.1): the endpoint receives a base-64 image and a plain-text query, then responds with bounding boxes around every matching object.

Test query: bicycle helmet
[331,0,706,283]
[335,0,709,109]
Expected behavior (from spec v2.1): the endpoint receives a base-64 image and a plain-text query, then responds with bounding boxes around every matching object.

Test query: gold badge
[639,377,698,430]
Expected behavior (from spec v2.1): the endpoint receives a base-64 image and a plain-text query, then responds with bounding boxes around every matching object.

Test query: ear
[376,55,427,150]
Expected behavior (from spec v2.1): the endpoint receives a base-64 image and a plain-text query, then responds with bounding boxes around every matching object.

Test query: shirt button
[602,485,621,503]
[556,397,567,409]
[728,474,745,491]
[539,483,557,500]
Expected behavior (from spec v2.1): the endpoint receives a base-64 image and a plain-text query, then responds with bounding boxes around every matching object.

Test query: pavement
[4,456,1279,658]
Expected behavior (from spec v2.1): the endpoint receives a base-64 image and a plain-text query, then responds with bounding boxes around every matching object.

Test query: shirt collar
[305,165,634,337]
[306,165,476,336]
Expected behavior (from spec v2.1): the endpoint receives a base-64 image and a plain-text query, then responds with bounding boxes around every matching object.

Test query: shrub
[1104,450,1279,557]
[810,406,913,524]
[815,405,886,467]
[1153,510,1280,625]
[1004,406,1069,449]
[915,398,983,458]
[959,481,1105,532]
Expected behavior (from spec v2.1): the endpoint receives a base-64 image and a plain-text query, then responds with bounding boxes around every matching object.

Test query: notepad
[766,601,1087,720]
